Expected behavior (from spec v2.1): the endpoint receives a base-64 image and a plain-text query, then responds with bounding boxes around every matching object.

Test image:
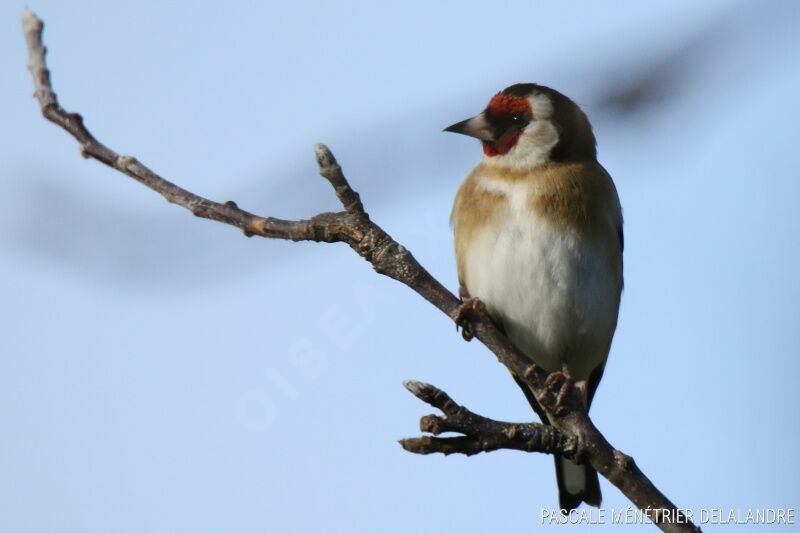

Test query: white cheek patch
[529,92,554,120]
[509,121,560,166]
[483,93,559,171]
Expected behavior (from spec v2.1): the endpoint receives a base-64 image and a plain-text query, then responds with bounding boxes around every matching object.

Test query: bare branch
[21,10,699,532]
[399,381,577,457]
[315,145,365,215]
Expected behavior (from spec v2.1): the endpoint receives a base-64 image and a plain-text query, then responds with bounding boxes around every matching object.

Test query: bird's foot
[544,365,574,416]
[454,297,485,342]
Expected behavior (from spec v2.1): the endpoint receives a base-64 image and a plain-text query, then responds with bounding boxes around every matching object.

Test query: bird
[446,83,623,512]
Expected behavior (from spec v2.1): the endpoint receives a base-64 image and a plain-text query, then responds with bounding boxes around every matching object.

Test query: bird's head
[445,83,597,170]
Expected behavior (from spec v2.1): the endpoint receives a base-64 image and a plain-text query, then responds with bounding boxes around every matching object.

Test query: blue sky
[1,1,798,531]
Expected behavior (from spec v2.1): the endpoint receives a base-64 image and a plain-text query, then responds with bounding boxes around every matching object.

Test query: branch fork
[399,381,579,458]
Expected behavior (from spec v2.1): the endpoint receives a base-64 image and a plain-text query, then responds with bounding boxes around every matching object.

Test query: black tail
[555,456,602,513]
[512,376,602,512]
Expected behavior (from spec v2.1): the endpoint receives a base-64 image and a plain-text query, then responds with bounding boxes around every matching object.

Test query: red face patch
[486,92,532,117]
[483,130,523,156]
[482,92,532,156]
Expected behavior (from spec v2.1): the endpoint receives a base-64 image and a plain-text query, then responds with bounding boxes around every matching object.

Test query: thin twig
[21,10,699,532]
[399,381,577,457]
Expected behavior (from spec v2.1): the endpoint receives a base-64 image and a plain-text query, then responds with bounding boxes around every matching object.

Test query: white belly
[462,199,619,380]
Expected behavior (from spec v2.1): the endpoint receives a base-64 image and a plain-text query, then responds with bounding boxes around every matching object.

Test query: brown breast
[451,161,622,286]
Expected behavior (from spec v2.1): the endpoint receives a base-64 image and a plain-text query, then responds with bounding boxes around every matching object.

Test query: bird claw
[544,366,574,416]
[454,297,485,341]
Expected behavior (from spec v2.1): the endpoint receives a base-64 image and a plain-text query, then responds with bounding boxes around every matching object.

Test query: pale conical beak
[444,113,495,142]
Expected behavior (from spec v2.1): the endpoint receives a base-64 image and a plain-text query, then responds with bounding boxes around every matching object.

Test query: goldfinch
[447,83,623,512]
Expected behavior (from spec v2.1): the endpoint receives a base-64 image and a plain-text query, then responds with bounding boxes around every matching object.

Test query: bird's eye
[511,114,526,124]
